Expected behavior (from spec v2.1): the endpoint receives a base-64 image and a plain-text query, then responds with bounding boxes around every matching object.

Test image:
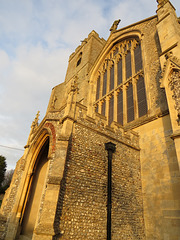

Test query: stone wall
[54,115,145,240]
[135,115,180,239]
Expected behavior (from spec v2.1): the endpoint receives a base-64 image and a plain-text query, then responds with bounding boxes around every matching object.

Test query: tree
[0,155,7,193]
[2,169,14,190]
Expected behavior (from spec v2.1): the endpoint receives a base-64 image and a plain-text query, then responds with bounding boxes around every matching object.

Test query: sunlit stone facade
[1,1,180,239]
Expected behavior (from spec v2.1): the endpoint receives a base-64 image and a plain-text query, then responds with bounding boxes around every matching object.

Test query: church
[1,0,180,239]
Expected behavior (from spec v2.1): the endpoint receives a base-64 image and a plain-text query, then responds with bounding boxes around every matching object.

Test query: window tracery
[94,36,147,125]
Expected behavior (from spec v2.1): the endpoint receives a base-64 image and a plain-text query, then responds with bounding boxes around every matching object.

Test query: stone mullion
[114,59,118,88]
[122,53,127,124]
[131,47,138,119]
[106,96,110,125]
[133,78,138,119]
[99,72,103,99]
[98,101,102,114]
[107,65,110,94]
[123,85,127,124]
[122,53,126,83]
[114,91,118,122]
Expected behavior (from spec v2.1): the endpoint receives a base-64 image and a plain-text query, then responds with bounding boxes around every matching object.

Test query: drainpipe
[105,142,116,240]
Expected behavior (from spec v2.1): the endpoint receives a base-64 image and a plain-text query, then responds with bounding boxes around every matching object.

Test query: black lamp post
[105,142,116,240]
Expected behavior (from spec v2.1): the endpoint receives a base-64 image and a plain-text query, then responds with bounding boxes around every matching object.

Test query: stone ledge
[171,130,180,139]
[47,176,61,185]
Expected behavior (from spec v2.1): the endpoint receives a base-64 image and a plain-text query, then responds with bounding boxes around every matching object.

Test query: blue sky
[0,0,180,170]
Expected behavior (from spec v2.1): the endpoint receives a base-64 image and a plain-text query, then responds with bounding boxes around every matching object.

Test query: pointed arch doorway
[20,138,49,239]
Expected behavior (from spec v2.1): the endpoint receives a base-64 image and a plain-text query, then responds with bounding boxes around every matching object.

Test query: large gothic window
[95,37,147,125]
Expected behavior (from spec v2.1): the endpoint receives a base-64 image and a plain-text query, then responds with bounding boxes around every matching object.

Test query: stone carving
[110,19,121,33]
[70,75,79,93]
[161,52,180,80]
[25,111,40,147]
[31,111,40,130]
[160,52,180,125]
[52,95,57,109]
[168,70,180,125]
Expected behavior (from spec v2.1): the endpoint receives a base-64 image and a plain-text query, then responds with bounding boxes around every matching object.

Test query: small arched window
[76,52,82,67]
[94,36,147,125]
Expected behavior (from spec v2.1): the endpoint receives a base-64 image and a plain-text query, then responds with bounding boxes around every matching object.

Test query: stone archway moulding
[5,122,57,240]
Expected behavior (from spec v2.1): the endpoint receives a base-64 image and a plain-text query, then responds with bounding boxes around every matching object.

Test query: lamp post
[105,142,116,240]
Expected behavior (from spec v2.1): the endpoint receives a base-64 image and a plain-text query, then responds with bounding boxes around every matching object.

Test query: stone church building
[1,0,180,239]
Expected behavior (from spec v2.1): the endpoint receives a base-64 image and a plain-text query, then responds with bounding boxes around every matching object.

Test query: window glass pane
[76,57,81,66]
[134,44,142,73]
[102,70,107,96]
[127,83,134,122]
[96,76,100,100]
[110,65,114,91]
[108,96,114,125]
[137,76,147,117]
[117,59,122,85]
[101,100,106,116]
[95,104,99,113]
[126,51,132,79]
[117,90,123,125]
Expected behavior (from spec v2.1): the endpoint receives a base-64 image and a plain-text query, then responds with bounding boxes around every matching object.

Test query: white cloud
[0,0,179,169]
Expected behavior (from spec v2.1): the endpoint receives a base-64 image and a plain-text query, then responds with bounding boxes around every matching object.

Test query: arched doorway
[20,139,49,239]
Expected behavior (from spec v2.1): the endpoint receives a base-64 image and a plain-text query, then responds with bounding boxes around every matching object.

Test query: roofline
[112,15,157,37]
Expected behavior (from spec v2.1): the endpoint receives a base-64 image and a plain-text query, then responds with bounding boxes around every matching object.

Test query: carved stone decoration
[168,70,180,125]
[31,111,40,132]
[160,52,180,86]
[160,52,180,125]
[52,95,57,109]
[110,19,121,33]
[25,111,40,147]
[69,75,79,93]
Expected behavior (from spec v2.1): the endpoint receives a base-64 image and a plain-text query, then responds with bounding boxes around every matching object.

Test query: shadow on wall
[111,151,145,239]
[53,135,73,239]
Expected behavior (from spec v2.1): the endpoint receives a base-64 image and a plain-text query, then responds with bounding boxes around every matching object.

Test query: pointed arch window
[94,36,147,125]
[76,52,82,67]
